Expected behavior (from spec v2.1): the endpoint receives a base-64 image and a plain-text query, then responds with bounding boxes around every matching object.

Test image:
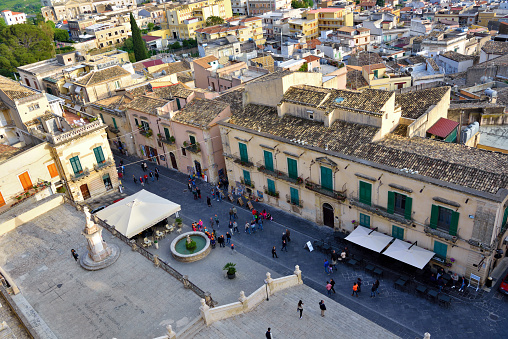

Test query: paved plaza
[110,152,508,339]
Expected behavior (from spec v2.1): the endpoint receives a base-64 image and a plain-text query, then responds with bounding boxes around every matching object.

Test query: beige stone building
[216,73,508,285]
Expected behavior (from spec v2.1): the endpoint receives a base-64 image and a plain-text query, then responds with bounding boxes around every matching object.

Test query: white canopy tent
[382,239,435,269]
[96,189,181,239]
[345,226,394,253]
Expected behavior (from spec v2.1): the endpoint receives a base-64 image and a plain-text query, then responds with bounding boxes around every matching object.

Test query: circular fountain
[170,231,210,262]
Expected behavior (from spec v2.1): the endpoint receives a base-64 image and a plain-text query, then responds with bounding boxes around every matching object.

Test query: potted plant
[223,262,236,279]
[297,177,303,184]
[169,136,175,143]
[175,217,183,227]
[183,141,188,147]
[154,240,159,249]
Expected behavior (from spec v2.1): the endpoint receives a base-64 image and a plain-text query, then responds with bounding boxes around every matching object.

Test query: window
[239,142,248,163]
[320,166,333,190]
[359,181,372,206]
[433,241,448,260]
[307,111,314,120]
[112,117,118,129]
[287,158,298,180]
[243,170,251,186]
[93,146,105,164]
[99,113,105,123]
[141,120,150,131]
[373,69,378,78]
[267,178,275,194]
[189,135,196,145]
[359,213,370,228]
[430,204,459,236]
[181,147,186,156]
[0,191,4,207]
[392,225,404,240]
[114,80,120,89]
[503,205,508,227]
[176,98,181,110]
[18,171,33,190]
[47,163,58,178]
[134,118,139,126]
[290,187,299,205]
[387,191,412,219]
[263,150,274,171]
[28,103,40,111]
[164,127,171,141]
[70,156,83,175]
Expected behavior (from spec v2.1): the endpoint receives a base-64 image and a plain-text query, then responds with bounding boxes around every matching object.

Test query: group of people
[272,229,291,258]
[430,268,467,292]
[132,162,159,186]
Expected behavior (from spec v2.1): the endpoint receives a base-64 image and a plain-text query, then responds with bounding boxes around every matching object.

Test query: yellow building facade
[289,18,318,41]
[304,7,354,33]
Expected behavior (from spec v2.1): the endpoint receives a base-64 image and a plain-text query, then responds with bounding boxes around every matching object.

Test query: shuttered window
[243,170,251,186]
[387,191,412,220]
[359,213,370,228]
[290,187,299,205]
[320,166,333,190]
[93,146,105,164]
[267,179,275,194]
[434,241,448,260]
[239,142,248,163]
[70,156,83,175]
[287,158,298,180]
[430,204,459,236]
[263,150,274,171]
[359,181,372,206]
[392,225,404,240]
[18,171,33,190]
[47,163,58,178]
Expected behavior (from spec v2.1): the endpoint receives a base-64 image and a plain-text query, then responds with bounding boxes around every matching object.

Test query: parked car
[499,272,508,295]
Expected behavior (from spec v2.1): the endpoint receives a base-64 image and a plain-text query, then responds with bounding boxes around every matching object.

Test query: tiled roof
[94,94,132,110]
[177,71,194,84]
[281,85,393,115]
[363,63,385,74]
[160,60,191,74]
[195,25,247,34]
[125,95,169,115]
[127,84,151,96]
[481,40,508,55]
[142,59,164,68]
[0,144,24,162]
[427,58,440,72]
[441,51,474,62]
[216,87,245,114]
[426,117,459,138]
[346,69,369,89]
[142,35,161,42]
[193,55,218,69]
[352,52,384,66]
[223,104,508,195]
[247,70,293,84]
[406,55,426,65]
[303,55,320,63]
[75,66,131,86]
[151,83,194,99]
[172,99,229,128]
[0,76,37,101]
[395,87,450,120]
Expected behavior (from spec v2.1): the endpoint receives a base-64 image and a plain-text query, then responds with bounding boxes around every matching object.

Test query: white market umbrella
[345,226,393,253]
[382,239,435,269]
[96,189,181,238]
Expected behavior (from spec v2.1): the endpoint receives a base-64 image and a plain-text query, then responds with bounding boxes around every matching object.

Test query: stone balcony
[256,162,302,185]
[232,153,254,168]
[93,158,114,172]
[186,143,201,154]
[304,179,346,202]
[350,198,412,225]
[70,168,91,182]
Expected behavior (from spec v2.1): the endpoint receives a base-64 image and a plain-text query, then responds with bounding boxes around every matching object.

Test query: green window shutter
[392,225,404,240]
[70,156,82,174]
[287,158,298,179]
[134,118,139,126]
[503,206,508,227]
[243,170,251,186]
[164,127,171,140]
[189,135,196,145]
[433,241,448,260]
[387,191,395,214]
[93,146,105,163]
[263,150,274,171]
[359,213,370,228]
[359,181,372,206]
[239,142,248,162]
[449,211,459,236]
[430,204,439,229]
[267,178,275,194]
[290,187,299,205]
[320,166,333,190]
[112,117,117,129]
[404,196,413,220]
[99,113,105,123]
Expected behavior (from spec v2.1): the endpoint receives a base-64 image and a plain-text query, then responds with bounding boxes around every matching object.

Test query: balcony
[256,162,303,185]
[109,127,120,134]
[158,135,175,145]
[93,158,113,172]
[240,176,255,189]
[305,179,346,202]
[70,168,91,182]
[140,128,153,138]
[232,153,254,168]
[349,197,412,225]
[184,142,201,154]
[263,186,280,199]
[285,194,303,208]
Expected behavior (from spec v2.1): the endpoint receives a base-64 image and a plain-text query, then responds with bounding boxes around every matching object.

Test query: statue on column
[79,207,120,270]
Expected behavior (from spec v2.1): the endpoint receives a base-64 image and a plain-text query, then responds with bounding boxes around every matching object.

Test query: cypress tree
[130,12,148,61]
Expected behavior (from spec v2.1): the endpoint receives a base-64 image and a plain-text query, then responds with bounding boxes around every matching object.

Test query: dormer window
[307,110,314,120]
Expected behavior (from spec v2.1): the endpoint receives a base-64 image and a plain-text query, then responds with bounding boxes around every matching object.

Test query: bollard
[166,325,176,339]
[182,275,191,289]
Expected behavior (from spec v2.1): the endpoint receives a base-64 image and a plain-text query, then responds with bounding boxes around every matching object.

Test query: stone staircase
[176,316,206,339]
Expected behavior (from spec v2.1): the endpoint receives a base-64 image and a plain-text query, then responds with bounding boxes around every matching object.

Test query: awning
[382,239,435,269]
[345,226,393,253]
[74,86,82,93]
[96,189,181,239]
[63,82,72,89]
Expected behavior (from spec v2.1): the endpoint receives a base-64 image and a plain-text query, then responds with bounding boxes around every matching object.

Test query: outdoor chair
[438,294,451,308]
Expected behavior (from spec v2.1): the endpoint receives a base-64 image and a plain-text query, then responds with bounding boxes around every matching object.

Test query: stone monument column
[80,207,120,270]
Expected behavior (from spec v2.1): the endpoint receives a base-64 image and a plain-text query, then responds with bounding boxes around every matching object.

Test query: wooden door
[323,203,334,228]
[80,184,91,200]
[18,171,33,191]
[170,152,178,170]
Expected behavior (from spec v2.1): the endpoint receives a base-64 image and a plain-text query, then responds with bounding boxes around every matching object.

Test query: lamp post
[264,279,269,301]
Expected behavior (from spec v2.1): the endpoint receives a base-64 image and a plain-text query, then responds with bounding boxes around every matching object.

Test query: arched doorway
[323,203,334,228]
[194,160,202,178]
[169,152,177,170]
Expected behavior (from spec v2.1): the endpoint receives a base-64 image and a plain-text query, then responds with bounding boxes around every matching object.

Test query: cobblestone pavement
[112,153,508,339]
[0,292,30,339]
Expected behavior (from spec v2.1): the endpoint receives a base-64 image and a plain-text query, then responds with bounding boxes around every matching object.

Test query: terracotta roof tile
[395,87,450,119]
[125,95,169,115]
[75,66,131,86]
[172,99,229,128]
[193,55,218,69]
[427,117,459,138]
[481,41,508,55]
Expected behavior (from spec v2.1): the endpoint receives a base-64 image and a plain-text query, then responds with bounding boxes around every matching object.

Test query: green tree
[0,18,6,29]
[170,41,181,50]
[129,12,148,61]
[54,28,71,42]
[376,0,385,6]
[298,63,308,72]
[121,37,135,53]
[0,23,54,77]
[205,16,224,27]
[291,0,313,8]
[147,22,155,32]
[46,20,55,29]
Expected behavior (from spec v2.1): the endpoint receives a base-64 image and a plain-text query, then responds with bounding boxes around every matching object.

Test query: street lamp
[264,279,269,301]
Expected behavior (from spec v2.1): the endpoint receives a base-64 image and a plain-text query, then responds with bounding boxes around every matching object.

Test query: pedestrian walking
[327,263,333,274]
[371,279,379,298]
[140,176,144,186]
[258,217,263,231]
[198,219,203,231]
[154,167,159,174]
[245,222,251,234]
[266,328,272,339]
[324,259,330,274]
[192,187,198,200]
[329,278,336,294]
[229,208,234,220]
[230,243,235,254]
[121,165,125,174]
[214,214,220,228]
[141,162,145,172]
[233,207,238,220]
[149,171,154,181]
[155,171,159,181]
[196,187,201,199]
[357,278,362,292]
[281,239,288,252]
[207,196,212,207]
[330,250,338,271]
[251,220,256,233]
[144,174,149,184]
[352,282,359,297]
[319,300,326,317]
[297,300,304,319]
[326,281,332,296]
[458,276,466,292]
[133,175,137,184]
[228,221,234,235]
[285,229,291,242]
[272,246,278,258]
[233,221,239,233]
[71,249,79,262]
[226,232,231,244]
[282,232,287,243]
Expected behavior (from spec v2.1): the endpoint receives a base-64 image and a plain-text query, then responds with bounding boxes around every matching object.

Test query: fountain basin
[170,231,210,262]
